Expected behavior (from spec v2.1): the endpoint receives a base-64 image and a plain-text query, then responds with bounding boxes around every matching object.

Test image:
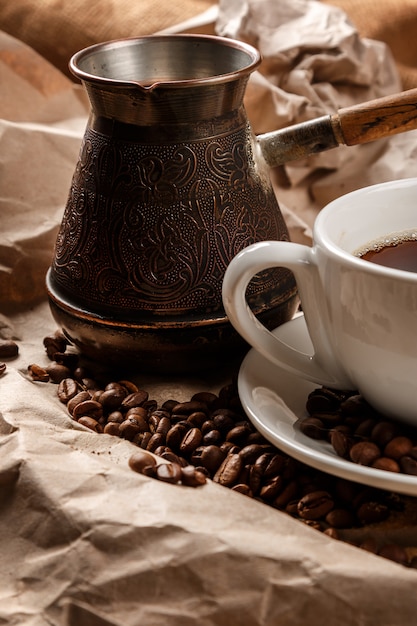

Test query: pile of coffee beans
[300,387,417,476]
[24,330,417,567]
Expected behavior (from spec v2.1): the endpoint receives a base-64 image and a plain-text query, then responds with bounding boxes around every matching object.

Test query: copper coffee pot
[46,34,417,373]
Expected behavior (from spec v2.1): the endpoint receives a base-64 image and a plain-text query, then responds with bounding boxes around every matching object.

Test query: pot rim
[69,33,262,90]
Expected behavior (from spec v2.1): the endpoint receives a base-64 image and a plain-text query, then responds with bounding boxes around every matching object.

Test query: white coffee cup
[222,178,417,424]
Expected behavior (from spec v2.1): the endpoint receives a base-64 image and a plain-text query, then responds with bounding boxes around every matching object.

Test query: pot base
[47,288,299,375]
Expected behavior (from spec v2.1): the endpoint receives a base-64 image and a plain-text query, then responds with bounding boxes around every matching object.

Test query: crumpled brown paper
[2,1,417,623]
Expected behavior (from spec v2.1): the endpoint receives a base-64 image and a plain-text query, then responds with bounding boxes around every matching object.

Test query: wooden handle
[332,87,417,145]
[257,88,417,167]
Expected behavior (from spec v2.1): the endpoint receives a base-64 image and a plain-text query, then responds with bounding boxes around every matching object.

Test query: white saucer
[238,313,417,496]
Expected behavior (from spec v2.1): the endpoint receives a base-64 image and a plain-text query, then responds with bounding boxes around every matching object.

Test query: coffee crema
[356,232,417,273]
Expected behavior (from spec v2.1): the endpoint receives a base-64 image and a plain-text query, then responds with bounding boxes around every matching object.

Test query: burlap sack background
[0,0,415,89]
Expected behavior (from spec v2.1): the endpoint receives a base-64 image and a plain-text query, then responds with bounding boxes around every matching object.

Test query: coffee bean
[103,422,121,436]
[378,543,409,566]
[0,363,6,376]
[121,390,149,409]
[129,450,157,474]
[180,465,207,487]
[0,340,18,359]
[384,436,413,460]
[190,445,226,474]
[213,453,242,486]
[46,363,72,383]
[357,501,389,524]
[57,378,80,403]
[371,457,401,473]
[72,400,103,421]
[325,508,356,528]
[349,441,381,466]
[28,363,49,382]
[299,416,325,439]
[297,490,334,520]
[78,416,103,433]
[180,427,203,455]
[67,390,92,415]
[400,455,417,475]
[156,462,182,484]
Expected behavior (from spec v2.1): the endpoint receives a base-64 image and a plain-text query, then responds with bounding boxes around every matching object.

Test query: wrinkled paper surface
[2,0,417,622]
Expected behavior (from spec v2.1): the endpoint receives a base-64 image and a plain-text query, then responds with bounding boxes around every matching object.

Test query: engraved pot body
[46,35,298,373]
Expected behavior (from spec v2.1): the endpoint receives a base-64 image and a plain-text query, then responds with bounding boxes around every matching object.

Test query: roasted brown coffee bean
[0,339,18,359]
[349,441,381,466]
[28,363,49,382]
[118,380,139,394]
[190,445,226,474]
[72,399,103,421]
[191,391,218,406]
[46,363,72,383]
[225,423,252,445]
[213,453,243,486]
[148,414,161,433]
[146,432,166,452]
[201,419,216,435]
[171,401,208,416]
[43,331,67,355]
[180,427,203,454]
[99,387,128,411]
[78,416,103,433]
[103,422,121,436]
[161,399,179,412]
[297,490,334,520]
[213,412,236,433]
[384,436,413,460]
[371,457,401,473]
[57,378,79,403]
[340,394,373,416]
[370,420,399,447]
[325,508,356,528]
[330,429,353,459]
[107,411,125,424]
[239,444,271,464]
[260,475,284,502]
[378,543,409,566]
[400,455,417,475]
[119,417,143,440]
[313,412,343,428]
[166,422,189,450]
[67,390,92,414]
[156,416,171,436]
[355,418,378,438]
[202,429,222,446]
[357,501,389,524]
[299,416,325,439]
[129,450,157,474]
[231,483,252,497]
[187,411,207,428]
[263,453,286,479]
[273,480,298,509]
[160,450,182,465]
[0,363,6,376]
[323,527,340,539]
[180,465,207,487]
[156,462,182,484]
[306,389,340,413]
[121,390,149,409]
[247,464,263,495]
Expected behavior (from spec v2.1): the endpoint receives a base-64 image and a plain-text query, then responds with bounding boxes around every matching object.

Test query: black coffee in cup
[358,234,417,272]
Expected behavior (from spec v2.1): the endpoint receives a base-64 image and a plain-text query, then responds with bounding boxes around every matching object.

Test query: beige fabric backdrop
[0,0,416,88]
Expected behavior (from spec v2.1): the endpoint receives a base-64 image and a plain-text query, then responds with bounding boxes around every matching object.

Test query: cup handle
[222,240,353,388]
